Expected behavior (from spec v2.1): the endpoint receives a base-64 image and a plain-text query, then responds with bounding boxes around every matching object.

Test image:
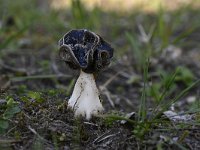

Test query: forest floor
[0,0,200,149]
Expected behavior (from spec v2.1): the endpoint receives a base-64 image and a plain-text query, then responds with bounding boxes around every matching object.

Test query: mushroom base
[68,70,104,120]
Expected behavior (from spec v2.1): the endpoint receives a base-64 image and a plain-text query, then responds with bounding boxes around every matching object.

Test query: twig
[11,74,71,82]
[121,96,134,107]
[0,60,27,74]
[104,90,115,108]
[100,86,115,108]
[97,132,120,143]
[102,71,122,88]
[51,54,62,75]
[84,121,99,127]
[4,126,17,136]
[93,131,111,144]
[22,112,32,120]
[0,139,21,144]
[93,131,120,144]
[27,125,51,145]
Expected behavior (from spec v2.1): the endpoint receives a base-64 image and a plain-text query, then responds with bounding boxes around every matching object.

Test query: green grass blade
[154,79,200,119]
[0,26,28,50]
[138,59,149,121]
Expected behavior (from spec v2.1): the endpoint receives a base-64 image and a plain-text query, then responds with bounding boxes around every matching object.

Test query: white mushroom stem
[68,70,104,120]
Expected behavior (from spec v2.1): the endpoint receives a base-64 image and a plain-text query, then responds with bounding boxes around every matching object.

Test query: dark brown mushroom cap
[59,29,114,73]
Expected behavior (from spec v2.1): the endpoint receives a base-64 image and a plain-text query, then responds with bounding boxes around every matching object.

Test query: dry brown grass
[50,0,200,13]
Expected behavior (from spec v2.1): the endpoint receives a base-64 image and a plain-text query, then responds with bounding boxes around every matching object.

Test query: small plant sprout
[59,29,114,120]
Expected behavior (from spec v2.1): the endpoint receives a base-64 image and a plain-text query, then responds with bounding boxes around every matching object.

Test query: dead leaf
[163,110,193,123]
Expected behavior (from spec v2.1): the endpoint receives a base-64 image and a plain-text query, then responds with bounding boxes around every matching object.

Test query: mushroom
[59,29,114,120]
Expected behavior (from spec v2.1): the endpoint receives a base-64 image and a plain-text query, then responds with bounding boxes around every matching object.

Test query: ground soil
[0,3,200,149]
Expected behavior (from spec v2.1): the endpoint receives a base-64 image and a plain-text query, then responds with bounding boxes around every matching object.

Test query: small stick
[11,74,71,82]
[93,132,120,144]
[27,125,51,145]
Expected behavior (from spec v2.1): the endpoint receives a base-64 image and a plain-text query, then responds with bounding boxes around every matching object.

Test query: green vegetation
[0,0,200,149]
[104,65,200,141]
[0,97,21,134]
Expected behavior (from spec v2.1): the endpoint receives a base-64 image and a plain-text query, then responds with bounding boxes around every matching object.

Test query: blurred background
[1,0,200,149]
[0,0,200,110]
